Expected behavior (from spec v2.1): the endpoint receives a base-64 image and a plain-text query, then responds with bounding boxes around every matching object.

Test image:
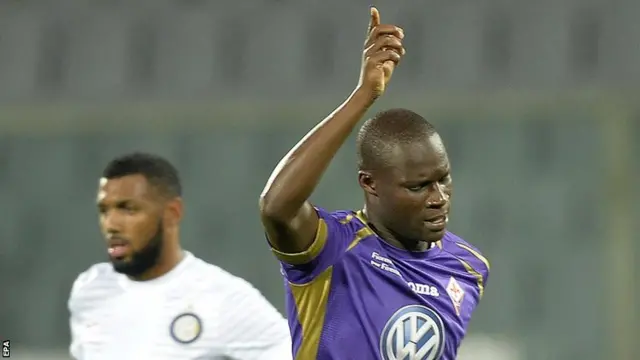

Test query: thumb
[368,6,380,34]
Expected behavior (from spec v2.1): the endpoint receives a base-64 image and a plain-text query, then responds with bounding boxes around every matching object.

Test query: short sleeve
[214,279,293,360]
[67,264,102,360]
[68,273,88,359]
[464,246,490,289]
[69,307,83,359]
[453,240,491,299]
[269,207,359,284]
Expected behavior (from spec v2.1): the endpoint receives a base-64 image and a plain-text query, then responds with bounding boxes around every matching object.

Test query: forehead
[384,134,449,180]
[97,174,153,202]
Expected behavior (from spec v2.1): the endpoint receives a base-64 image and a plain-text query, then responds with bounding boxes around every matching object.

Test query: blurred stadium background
[0,0,638,359]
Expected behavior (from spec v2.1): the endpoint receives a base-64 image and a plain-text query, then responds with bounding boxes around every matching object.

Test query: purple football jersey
[270,208,490,360]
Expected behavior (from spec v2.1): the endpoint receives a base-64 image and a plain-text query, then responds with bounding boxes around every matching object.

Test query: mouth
[424,214,448,231]
[107,237,130,258]
[108,244,130,258]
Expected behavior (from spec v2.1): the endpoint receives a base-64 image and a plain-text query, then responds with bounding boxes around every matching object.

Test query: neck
[362,206,431,252]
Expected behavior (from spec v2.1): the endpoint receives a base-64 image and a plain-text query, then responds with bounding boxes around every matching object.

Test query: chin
[423,229,446,243]
[109,256,131,268]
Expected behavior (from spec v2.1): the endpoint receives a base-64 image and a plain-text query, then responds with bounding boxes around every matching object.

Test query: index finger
[364,24,404,48]
[368,6,380,34]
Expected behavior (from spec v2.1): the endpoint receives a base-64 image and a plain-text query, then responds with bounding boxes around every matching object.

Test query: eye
[439,174,451,184]
[407,184,427,192]
[124,205,138,214]
[116,202,138,214]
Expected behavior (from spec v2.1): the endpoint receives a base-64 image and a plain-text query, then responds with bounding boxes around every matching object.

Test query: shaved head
[356,108,451,249]
[356,108,437,171]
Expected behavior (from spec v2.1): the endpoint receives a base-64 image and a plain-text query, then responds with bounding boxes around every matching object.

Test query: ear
[358,171,378,197]
[164,197,183,227]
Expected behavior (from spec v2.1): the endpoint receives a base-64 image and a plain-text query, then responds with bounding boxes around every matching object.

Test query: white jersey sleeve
[210,275,292,360]
[67,264,102,360]
[69,298,83,359]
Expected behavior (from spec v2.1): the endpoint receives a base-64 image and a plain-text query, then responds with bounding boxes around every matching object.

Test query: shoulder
[314,207,367,234]
[315,207,358,222]
[441,232,491,278]
[68,262,120,313]
[189,258,288,337]
[190,258,283,315]
[275,207,365,265]
[184,257,258,295]
[317,207,355,218]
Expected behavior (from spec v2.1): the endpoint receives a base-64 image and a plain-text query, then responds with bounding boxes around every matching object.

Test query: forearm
[260,87,374,219]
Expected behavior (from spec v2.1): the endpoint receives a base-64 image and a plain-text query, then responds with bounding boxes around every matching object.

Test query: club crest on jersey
[379,305,445,360]
[446,277,465,316]
[169,312,202,344]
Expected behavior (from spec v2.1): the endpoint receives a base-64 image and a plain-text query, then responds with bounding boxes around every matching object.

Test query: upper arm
[68,275,86,359]
[221,318,291,360]
[67,265,100,359]
[214,282,292,360]
[466,245,490,289]
[260,201,319,255]
[454,242,491,299]
[268,207,359,284]
[69,308,82,359]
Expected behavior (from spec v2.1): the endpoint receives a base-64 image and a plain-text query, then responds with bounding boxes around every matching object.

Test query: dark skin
[259,7,407,253]
[359,133,452,251]
[97,174,184,281]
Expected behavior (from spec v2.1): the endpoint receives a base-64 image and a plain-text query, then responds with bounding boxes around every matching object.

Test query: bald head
[356,108,438,171]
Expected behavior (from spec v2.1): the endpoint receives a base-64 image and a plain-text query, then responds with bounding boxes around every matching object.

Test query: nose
[101,210,123,234]
[426,183,448,208]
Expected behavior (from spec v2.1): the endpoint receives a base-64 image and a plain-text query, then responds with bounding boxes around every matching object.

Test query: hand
[357,7,405,100]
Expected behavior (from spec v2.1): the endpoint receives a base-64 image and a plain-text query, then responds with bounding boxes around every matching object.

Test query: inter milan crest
[169,312,202,344]
[380,305,445,360]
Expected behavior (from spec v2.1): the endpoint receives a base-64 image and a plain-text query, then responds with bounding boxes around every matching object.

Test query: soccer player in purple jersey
[259,7,490,360]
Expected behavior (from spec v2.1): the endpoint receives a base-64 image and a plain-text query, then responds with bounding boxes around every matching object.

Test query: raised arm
[259,7,405,254]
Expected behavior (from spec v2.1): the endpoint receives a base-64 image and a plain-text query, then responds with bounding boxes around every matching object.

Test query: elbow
[258,193,272,216]
[259,191,296,223]
[259,192,283,221]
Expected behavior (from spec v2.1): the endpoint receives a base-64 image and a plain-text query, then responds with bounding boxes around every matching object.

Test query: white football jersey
[68,251,292,360]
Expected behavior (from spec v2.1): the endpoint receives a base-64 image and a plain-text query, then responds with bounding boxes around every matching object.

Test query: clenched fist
[358,7,405,100]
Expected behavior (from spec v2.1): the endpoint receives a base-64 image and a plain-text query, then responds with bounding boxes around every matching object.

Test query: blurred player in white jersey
[68,152,292,360]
